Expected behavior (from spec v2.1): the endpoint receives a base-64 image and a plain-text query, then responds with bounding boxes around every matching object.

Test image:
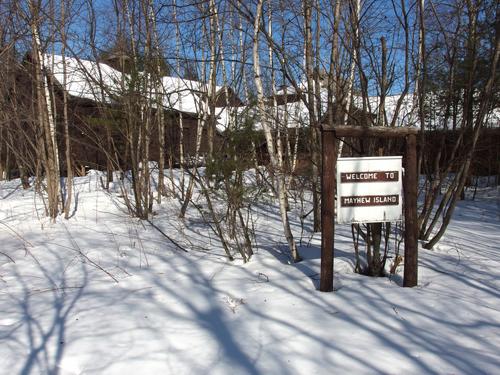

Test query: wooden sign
[336,156,403,224]
[320,126,418,292]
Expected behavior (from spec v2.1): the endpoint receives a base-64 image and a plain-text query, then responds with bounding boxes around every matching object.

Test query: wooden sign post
[320,128,337,292]
[403,133,418,287]
[320,125,419,292]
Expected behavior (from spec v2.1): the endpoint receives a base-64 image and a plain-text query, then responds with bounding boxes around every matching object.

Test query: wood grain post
[320,128,336,292]
[403,133,418,287]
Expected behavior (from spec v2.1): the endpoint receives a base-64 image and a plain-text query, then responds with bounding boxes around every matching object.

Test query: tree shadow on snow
[0,250,88,375]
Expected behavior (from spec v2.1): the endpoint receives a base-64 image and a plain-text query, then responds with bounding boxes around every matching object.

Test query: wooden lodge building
[1,53,243,179]
[1,54,498,181]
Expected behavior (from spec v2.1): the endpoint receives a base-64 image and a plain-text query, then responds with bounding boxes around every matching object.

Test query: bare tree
[252,0,301,262]
[29,0,61,219]
[419,0,500,249]
[60,0,73,219]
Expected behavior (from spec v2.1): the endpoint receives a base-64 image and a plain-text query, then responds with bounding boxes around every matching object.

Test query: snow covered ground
[0,172,499,374]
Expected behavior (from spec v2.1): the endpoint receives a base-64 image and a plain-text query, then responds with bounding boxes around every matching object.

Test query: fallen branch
[145,219,189,253]
[62,223,119,283]
[0,251,15,263]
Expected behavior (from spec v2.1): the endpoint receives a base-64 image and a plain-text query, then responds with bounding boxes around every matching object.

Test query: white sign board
[336,156,403,224]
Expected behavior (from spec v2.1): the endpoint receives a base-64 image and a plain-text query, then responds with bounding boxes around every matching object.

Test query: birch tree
[179,2,214,218]
[252,0,301,262]
[304,0,321,232]
[419,0,500,249]
[60,0,73,219]
[29,0,61,219]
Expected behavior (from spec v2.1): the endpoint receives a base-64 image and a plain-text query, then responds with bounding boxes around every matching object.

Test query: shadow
[1,177,499,374]
[18,264,87,375]
[1,249,88,375]
[147,255,262,375]
[69,192,80,219]
[0,182,24,200]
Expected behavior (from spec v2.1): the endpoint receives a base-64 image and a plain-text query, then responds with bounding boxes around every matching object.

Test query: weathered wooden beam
[322,125,419,138]
[320,128,336,292]
[403,133,418,287]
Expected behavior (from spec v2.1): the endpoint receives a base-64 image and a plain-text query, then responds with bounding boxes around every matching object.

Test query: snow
[43,55,231,130]
[44,54,123,103]
[43,54,499,134]
[275,81,500,129]
[361,94,419,127]
[1,172,499,374]
[273,83,421,128]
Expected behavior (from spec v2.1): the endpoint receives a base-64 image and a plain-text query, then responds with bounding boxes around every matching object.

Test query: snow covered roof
[43,54,123,103]
[356,94,419,127]
[273,81,418,127]
[43,55,498,132]
[159,76,205,115]
[275,82,500,129]
[42,54,233,131]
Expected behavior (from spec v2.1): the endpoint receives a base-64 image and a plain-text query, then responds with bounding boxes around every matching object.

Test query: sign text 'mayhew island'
[340,194,399,207]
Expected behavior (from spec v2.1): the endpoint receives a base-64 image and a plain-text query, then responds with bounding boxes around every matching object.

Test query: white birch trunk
[179,13,212,218]
[30,0,60,219]
[253,0,301,262]
[339,0,360,156]
[61,0,73,219]
[173,0,185,196]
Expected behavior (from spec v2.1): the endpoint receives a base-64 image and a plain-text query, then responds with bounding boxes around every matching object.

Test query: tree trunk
[253,0,301,262]
[30,0,60,219]
[61,0,73,219]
